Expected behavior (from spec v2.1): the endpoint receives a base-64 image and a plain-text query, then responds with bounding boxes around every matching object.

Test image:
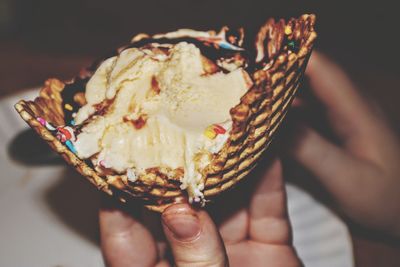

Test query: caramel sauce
[150,76,161,95]
[123,114,148,130]
[93,99,113,116]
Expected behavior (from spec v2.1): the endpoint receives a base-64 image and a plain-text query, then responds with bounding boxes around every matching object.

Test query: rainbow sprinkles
[37,117,77,154]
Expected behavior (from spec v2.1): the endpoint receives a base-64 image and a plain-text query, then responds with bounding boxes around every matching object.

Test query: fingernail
[162,204,201,241]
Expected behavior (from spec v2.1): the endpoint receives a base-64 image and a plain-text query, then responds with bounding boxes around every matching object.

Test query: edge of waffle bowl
[15,14,317,212]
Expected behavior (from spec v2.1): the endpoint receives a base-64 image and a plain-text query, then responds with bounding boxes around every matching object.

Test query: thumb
[161,203,228,267]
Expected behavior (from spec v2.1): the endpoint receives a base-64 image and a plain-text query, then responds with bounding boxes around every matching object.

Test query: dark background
[1,0,399,128]
[1,0,399,266]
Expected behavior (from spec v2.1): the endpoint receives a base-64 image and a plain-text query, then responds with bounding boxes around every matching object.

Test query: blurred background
[1,0,399,129]
[0,0,399,266]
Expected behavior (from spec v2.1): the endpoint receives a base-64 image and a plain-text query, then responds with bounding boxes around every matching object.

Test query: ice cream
[15,14,317,212]
[72,41,252,203]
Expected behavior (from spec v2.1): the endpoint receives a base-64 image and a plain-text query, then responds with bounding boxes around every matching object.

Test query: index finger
[99,197,158,267]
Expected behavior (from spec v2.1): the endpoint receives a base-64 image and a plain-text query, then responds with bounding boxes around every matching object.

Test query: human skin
[99,158,302,267]
[289,52,400,236]
[99,51,400,266]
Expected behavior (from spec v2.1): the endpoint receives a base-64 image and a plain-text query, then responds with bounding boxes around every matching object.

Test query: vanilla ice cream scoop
[73,41,252,203]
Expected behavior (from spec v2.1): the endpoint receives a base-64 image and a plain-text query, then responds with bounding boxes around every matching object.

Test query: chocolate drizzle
[123,114,148,130]
[93,99,113,116]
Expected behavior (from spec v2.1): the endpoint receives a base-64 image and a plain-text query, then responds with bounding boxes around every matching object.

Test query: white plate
[0,89,354,267]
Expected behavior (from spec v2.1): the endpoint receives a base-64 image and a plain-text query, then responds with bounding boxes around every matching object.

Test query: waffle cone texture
[15,14,317,212]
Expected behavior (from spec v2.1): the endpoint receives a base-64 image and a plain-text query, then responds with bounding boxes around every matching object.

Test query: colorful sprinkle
[65,140,77,154]
[213,124,226,134]
[37,117,46,126]
[37,117,77,154]
[64,103,73,111]
[284,26,293,35]
[204,127,217,139]
[57,128,72,141]
[37,117,57,131]
[70,119,76,126]
[197,34,244,51]
[288,41,296,50]
[56,126,75,143]
[218,41,244,51]
[99,160,107,168]
[204,124,226,139]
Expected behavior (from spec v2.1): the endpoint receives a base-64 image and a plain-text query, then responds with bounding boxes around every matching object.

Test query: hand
[99,199,227,267]
[288,52,400,236]
[99,158,302,267]
[208,158,302,267]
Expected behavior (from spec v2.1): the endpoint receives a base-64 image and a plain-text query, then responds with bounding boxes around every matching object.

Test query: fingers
[306,52,372,128]
[288,125,392,221]
[218,208,248,245]
[155,260,171,267]
[99,197,158,267]
[305,52,385,160]
[290,125,357,181]
[206,184,248,245]
[248,159,291,244]
[246,159,303,266]
[161,203,228,267]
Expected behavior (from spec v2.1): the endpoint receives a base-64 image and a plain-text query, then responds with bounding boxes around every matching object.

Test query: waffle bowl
[15,14,317,212]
